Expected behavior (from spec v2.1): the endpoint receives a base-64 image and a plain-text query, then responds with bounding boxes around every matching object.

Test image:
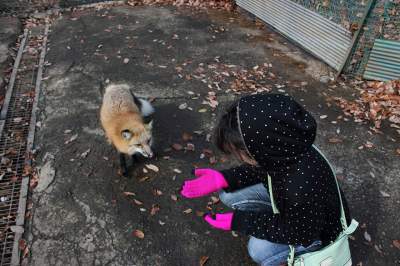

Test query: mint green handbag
[267,145,358,266]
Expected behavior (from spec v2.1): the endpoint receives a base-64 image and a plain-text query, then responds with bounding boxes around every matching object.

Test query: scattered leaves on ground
[127,0,235,11]
[332,80,400,131]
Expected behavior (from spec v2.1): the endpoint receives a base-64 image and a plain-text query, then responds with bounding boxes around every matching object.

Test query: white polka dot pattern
[221,94,349,246]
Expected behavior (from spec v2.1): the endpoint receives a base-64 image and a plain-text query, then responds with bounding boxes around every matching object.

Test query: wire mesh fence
[291,0,399,78]
[344,0,399,78]
[291,0,368,31]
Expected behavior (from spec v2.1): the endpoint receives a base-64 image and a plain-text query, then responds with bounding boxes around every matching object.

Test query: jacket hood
[237,94,316,169]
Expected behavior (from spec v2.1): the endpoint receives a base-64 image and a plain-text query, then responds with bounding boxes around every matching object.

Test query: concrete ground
[27,5,400,266]
[0,16,21,104]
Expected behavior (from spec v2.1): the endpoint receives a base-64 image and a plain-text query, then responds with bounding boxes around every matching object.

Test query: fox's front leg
[119,153,128,177]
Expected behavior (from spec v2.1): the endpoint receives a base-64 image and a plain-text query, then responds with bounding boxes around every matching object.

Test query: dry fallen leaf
[393,240,400,250]
[396,148,400,155]
[14,117,23,123]
[153,189,163,196]
[132,230,144,239]
[364,231,372,242]
[328,137,342,144]
[183,208,192,214]
[199,256,209,266]
[123,191,136,196]
[379,191,390,197]
[19,239,26,250]
[23,245,29,258]
[146,164,159,172]
[179,103,188,110]
[150,204,160,216]
[133,199,143,205]
[65,134,78,144]
[198,108,207,113]
[210,196,220,204]
[182,132,193,141]
[173,168,182,174]
[139,176,150,182]
[196,211,205,217]
[80,148,91,158]
[186,143,195,151]
[364,141,374,148]
[209,156,217,165]
[374,244,383,254]
[172,143,183,151]
[171,194,178,201]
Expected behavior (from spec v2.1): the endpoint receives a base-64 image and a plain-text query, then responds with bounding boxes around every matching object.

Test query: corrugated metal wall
[363,39,400,81]
[236,0,353,70]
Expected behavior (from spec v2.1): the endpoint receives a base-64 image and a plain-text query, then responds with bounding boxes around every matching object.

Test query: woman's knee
[247,237,270,264]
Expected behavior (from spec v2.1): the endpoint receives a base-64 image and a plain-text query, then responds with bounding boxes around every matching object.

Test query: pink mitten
[181,168,228,198]
[204,213,234,231]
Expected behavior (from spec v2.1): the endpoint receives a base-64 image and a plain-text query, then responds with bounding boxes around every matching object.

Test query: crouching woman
[181,94,350,265]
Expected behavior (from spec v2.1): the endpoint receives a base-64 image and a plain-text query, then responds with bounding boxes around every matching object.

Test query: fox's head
[120,120,154,158]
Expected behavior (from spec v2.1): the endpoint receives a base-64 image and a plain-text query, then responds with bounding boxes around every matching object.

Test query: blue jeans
[219,184,321,266]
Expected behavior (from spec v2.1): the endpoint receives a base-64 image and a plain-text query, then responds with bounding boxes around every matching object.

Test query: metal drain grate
[0,24,48,265]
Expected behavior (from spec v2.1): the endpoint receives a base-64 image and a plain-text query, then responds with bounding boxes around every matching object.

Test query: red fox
[100,83,154,176]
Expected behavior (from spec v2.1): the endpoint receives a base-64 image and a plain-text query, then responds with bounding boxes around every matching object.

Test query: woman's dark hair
[215,100,247,155]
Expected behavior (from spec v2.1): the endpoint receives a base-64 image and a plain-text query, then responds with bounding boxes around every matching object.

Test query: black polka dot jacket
[221,94,350,247]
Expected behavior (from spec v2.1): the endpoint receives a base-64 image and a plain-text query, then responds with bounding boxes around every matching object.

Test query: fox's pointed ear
[121,129,133,140]
[145,120,153,130]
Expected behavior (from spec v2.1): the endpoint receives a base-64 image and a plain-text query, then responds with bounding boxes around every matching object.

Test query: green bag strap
[267,174,280,214]
[288,245,296,265]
